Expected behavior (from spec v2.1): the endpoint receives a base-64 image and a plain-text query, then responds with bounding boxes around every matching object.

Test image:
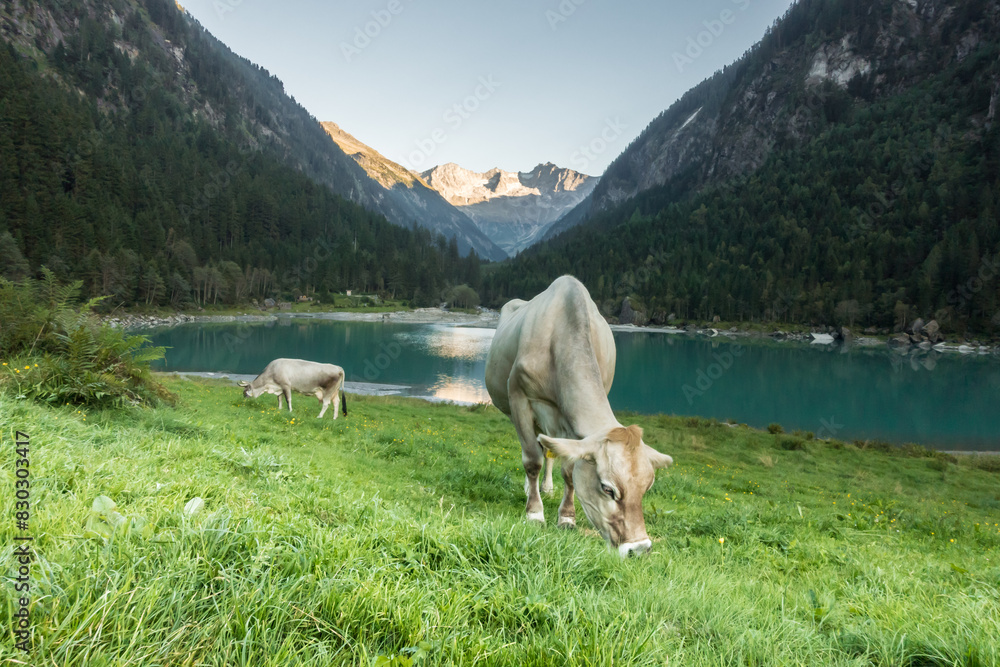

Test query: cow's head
[237,380,259,398]
[538,425,672,557]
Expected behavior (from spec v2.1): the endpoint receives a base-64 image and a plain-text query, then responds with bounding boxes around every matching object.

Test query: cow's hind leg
[331,375,343,419]
[557,458,577,529]
[284,387,293,412]
[509,385,545,523]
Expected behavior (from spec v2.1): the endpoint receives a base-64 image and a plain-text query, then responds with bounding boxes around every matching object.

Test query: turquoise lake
[147,318,1000,451]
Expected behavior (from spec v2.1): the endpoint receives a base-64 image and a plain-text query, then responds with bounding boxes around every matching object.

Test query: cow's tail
[340,384,348,418]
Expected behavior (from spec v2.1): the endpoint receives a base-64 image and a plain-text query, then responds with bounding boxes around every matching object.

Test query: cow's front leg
[557,459,577,529]
[277,394,284,410]
[317,399,329,419]
[284,387,293,412]
[509,386,544,523]
[541,456,555,496]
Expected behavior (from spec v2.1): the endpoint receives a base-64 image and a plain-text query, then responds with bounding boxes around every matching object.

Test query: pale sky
[180,0,796,175]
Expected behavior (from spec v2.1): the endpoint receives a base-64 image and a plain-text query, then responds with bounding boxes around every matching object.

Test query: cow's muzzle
[617,539,652,558]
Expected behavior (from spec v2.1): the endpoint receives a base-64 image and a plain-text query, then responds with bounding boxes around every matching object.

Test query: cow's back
[485,277,615,416]
[266,359,343,390]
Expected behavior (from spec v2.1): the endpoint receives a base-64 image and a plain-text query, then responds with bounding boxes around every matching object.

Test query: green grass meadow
[1,377,999,666]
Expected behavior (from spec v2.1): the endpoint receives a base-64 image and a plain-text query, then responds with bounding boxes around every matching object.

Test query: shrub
[768,423,784,434]
[778,436,806,451]
[0,271,173,408]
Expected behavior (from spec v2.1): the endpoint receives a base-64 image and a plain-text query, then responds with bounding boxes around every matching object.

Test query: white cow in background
[239,358,347,419]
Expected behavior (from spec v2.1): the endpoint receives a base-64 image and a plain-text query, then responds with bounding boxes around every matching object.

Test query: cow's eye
[601,483,615,499]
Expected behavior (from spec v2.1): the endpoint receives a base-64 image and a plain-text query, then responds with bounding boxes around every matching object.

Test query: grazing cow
[485,276,673,557]
[238,359,347,419]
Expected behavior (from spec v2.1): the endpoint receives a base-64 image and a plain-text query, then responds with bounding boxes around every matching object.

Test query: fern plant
[1,271,173,408]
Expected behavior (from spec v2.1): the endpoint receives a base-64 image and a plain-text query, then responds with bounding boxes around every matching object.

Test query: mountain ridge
[422,162,596,255]
[319,121,507,261]
[545,0,1000,242]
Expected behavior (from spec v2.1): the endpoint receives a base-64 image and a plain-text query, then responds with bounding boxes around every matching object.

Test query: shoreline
[164,371,481,407]
[106,307,500,330]
[115,308,1000,356]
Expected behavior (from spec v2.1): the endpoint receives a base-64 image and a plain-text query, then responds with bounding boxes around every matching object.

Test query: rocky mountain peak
[421,161,597,255]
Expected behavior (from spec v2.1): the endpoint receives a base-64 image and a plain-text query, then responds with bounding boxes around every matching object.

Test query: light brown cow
[485,275,673,557]
[238,358,347,419]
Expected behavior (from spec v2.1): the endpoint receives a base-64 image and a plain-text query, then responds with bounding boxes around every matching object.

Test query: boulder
[839,327,853,341]
[888,333,912,347]
[924,319,941,343]
[910,318,925,335]
[619,298,648,326]
[864,326,878,335]
[264,297,276,308]
[712,315,721,323]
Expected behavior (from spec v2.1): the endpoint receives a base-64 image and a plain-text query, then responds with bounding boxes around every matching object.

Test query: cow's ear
[643,444,674,470]
[538,434,596,462]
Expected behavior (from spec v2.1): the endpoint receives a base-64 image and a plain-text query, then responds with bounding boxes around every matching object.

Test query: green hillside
[0,0,481,307]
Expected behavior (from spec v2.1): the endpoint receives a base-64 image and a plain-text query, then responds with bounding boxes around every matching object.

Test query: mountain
[0,0,484,306]
[5,0,502,261]
[545,0,1000,242]
[320,123,506,261]
[422,162,596,255]
[489,0,1000,335]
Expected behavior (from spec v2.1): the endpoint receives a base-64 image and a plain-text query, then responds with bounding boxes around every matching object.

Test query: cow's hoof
[526,511,546,524]
[541,483,554,496]
[556,517,576,530]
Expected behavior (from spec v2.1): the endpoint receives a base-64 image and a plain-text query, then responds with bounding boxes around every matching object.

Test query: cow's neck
[554,349,620,438]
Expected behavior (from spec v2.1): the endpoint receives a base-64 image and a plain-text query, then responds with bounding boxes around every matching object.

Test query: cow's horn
[236,380,249,386]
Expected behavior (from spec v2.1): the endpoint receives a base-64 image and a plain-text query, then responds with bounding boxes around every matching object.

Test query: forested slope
[489,0,1000,335]
[0,0,482,306]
